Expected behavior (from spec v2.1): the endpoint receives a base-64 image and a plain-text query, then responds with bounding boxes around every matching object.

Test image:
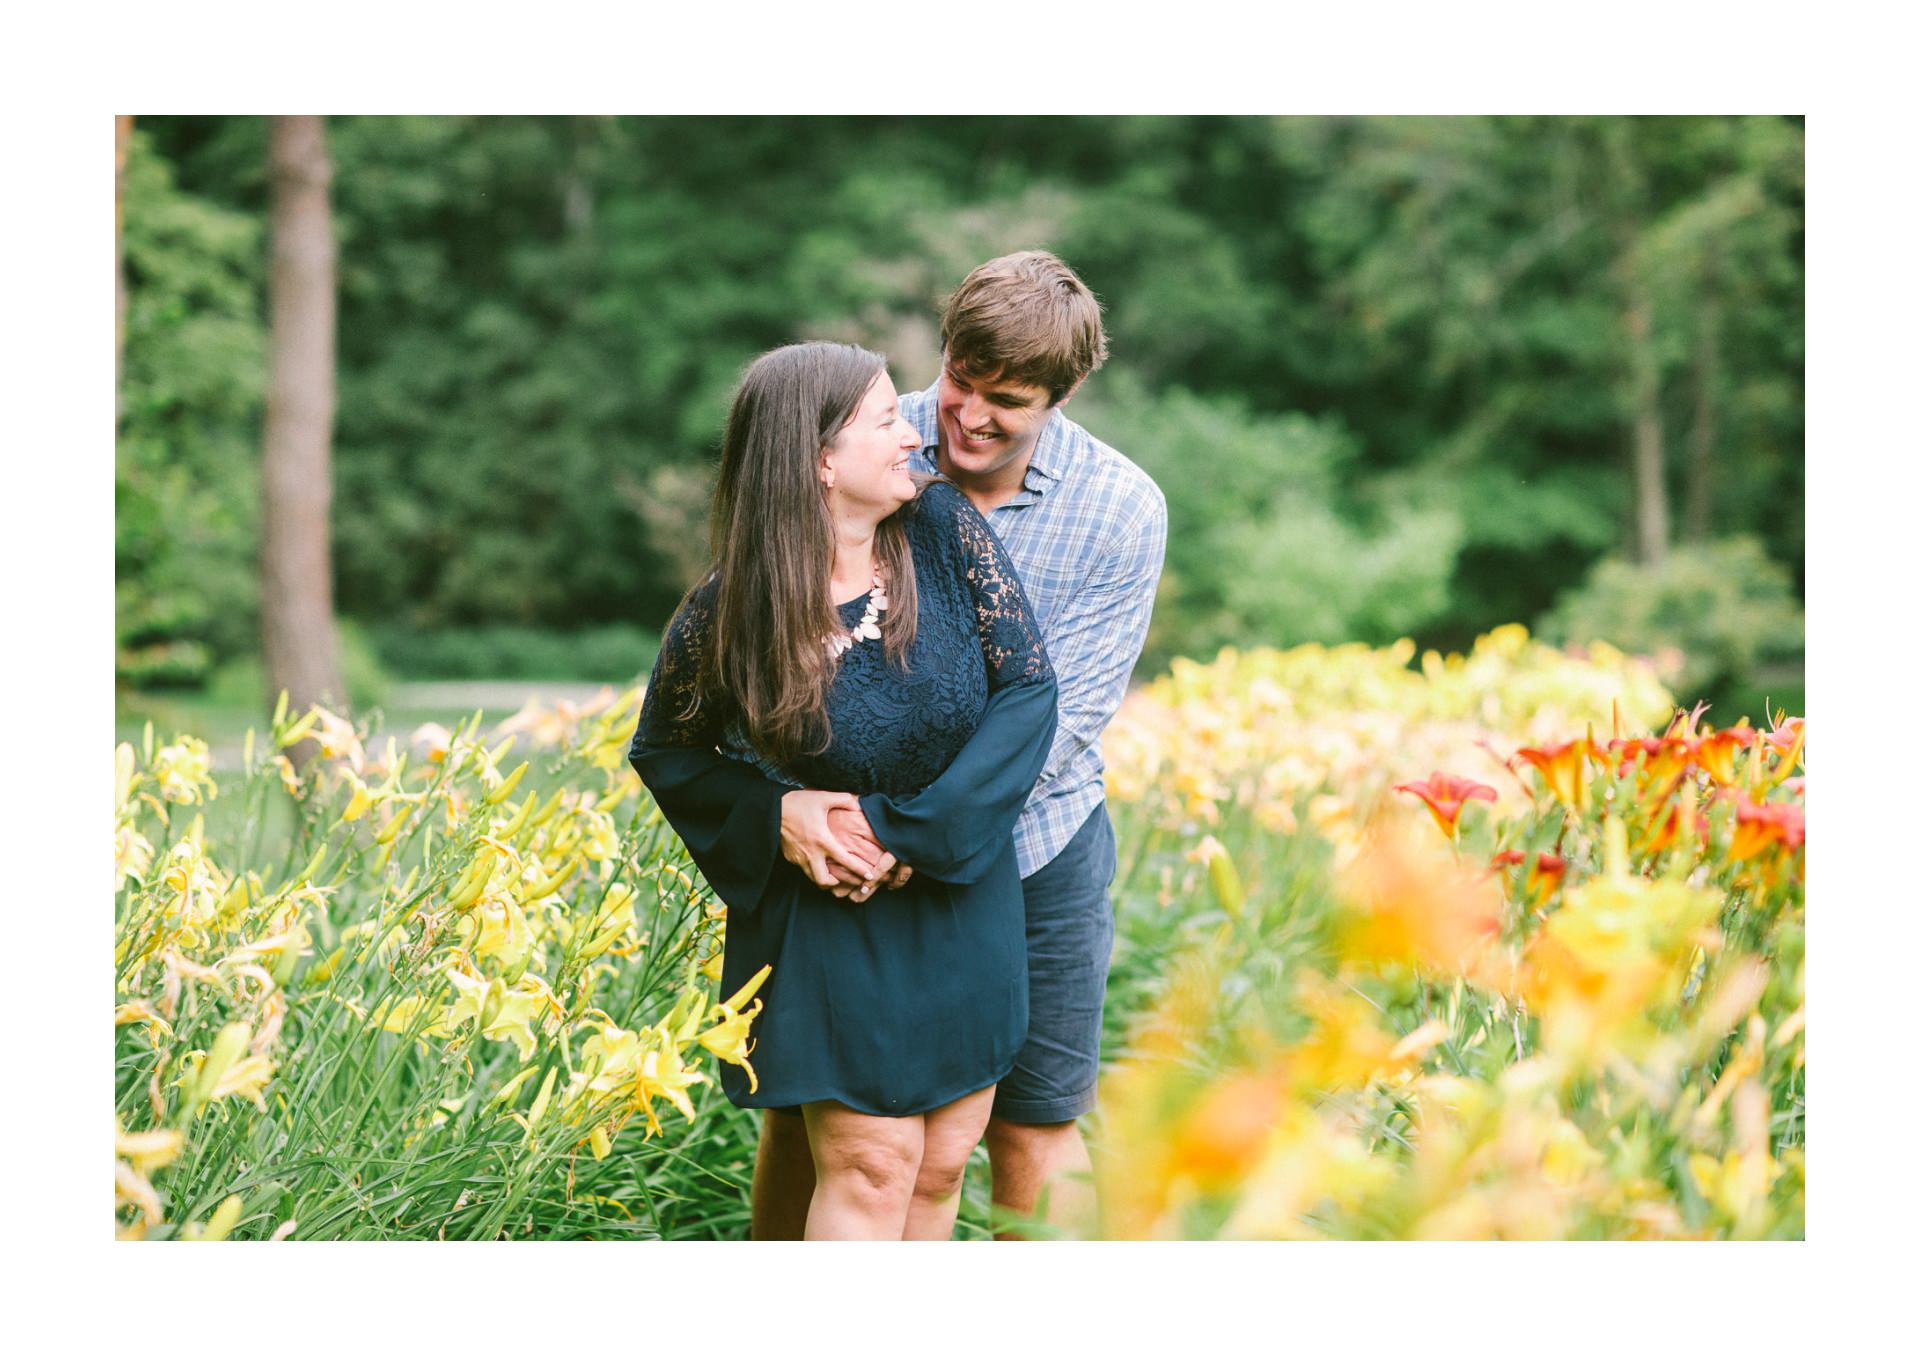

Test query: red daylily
[1492,848,1566,902]
[1395,772,1499,839]
[1528,851,1567,895]
[1605,737,1664,776]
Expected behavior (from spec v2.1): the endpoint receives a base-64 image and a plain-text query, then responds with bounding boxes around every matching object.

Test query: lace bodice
[634,481,1053,799]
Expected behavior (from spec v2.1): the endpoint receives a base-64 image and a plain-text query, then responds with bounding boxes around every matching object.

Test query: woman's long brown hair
[691,342,920,764]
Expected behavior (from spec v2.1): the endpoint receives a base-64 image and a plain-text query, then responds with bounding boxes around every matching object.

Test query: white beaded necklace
[825,571,888,658]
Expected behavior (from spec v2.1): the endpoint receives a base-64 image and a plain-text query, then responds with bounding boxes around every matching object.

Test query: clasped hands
[779,790,914,903]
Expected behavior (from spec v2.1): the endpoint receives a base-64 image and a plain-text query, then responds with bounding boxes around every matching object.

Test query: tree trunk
[1622,287,1670,568]
[1685,239,1722,543]
[261,116,344,729]
[116,115,132,422]
[1600,121,1670,569]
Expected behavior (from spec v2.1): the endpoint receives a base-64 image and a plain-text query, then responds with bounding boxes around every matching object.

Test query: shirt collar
[910,379,1069,503]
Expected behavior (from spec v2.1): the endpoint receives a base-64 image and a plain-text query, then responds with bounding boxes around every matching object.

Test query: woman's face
[821,371,921,517]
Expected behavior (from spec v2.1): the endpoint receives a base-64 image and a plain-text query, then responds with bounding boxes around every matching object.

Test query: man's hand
[780,790,892,892]
[829,804,913,901]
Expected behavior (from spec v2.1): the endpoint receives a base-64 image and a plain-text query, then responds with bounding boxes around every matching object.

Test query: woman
[628,342,1057,1240]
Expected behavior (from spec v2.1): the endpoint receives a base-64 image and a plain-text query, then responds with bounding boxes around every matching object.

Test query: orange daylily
[1695,727,1755,788]
[1604,737,1664,776]
[1729,796,1805,861]
[1166,1068,1291,1192]
[1516,739,1589,810]
[1762,714,1806,786]
[1762,713,1805,757]
[1642,782,1707,855]
[1491,849,1566,901]
[1333,822,1504,977]
[1394,772,1498,839]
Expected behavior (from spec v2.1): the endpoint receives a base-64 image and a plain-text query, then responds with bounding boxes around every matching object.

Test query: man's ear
[1053,377,1087,410]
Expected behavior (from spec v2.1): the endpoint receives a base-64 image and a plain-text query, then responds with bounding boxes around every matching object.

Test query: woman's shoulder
[904,477,989,548]
[913,476,968,521]
[664,573,723,638]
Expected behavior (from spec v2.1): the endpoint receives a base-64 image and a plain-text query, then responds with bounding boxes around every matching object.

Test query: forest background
[114,114,1805,730]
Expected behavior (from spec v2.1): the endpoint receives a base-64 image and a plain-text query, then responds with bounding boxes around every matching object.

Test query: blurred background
[115,115,1804,745]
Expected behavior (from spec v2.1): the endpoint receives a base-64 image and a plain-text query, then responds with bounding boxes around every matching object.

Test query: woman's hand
[829,804,913,901]
[780,790,893,891]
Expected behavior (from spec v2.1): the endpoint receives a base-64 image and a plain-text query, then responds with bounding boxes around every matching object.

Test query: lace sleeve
[628,580,790,914]
[631,580,724,753]
[947,491,1055,692]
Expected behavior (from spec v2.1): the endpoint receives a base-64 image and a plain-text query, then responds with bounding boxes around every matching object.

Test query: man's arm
[831,484,1165,878]
[1033,489,1168,794]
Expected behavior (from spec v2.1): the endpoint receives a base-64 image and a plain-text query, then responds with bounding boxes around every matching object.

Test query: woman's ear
[819,459,836,489]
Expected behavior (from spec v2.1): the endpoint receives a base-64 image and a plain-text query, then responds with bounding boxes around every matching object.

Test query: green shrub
[366,623,661,683]
[1073,372,1465,669]
[1538,536,1803,703]
[116,127,266,687]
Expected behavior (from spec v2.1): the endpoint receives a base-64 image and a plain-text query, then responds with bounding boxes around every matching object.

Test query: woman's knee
[812,1119,922,1201]
[911,1150,970,1204]
[915,1088,994,1201]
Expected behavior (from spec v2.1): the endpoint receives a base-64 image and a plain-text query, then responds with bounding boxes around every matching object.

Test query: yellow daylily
[574,1020,710,1137]
[442,971,545,1061]
[150,736,218,805]
[115,1121,184,1175]
[339,774,374,823]
[114,1001,176,1043]
[696,998,764,1094]
[410,721,454,764]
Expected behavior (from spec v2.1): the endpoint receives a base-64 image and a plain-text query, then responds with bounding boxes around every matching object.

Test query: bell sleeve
[627,582,790,915]
[857,489,1059,885]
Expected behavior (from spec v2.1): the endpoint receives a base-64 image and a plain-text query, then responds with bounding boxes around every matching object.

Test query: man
[760,249,1167,1238]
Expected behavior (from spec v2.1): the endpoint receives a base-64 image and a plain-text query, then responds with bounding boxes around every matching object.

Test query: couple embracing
[628,251,1166,1240]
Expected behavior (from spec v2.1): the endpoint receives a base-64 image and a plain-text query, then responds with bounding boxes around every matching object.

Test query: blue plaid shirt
[900,381,1166,877]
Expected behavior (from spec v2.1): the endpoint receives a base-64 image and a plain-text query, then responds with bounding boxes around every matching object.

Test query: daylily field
[114,626,1805,1240]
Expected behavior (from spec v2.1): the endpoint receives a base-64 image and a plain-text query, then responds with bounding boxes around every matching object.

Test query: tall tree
[1599,119,1671,569]
[1685,236,1722,542]
[115,115,132,419]
[260,116,343,723]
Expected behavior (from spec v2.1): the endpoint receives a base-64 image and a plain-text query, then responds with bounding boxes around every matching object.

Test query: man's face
[933,360,1059,487]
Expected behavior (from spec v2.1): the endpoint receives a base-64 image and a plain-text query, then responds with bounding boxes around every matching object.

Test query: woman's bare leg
[902,1084,996,1241]
[801,1100,924,1240]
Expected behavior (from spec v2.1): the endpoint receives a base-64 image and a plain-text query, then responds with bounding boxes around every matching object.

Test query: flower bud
[194,1193,245,1242]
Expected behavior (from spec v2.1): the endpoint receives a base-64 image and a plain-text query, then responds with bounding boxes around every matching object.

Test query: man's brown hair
[939,250,1109,405]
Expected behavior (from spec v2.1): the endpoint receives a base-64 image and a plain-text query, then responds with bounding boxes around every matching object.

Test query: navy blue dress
[628,482,1058,1116]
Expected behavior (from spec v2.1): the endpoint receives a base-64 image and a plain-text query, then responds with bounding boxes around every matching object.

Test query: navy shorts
[991,804,1118,1125]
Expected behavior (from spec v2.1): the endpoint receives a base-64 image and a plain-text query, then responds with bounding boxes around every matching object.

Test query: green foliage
[116,128,265,686]
[1079,375,1463,665]
[124,116,1803,675]
[1538,536,1805,702]
[367,623,660,683]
